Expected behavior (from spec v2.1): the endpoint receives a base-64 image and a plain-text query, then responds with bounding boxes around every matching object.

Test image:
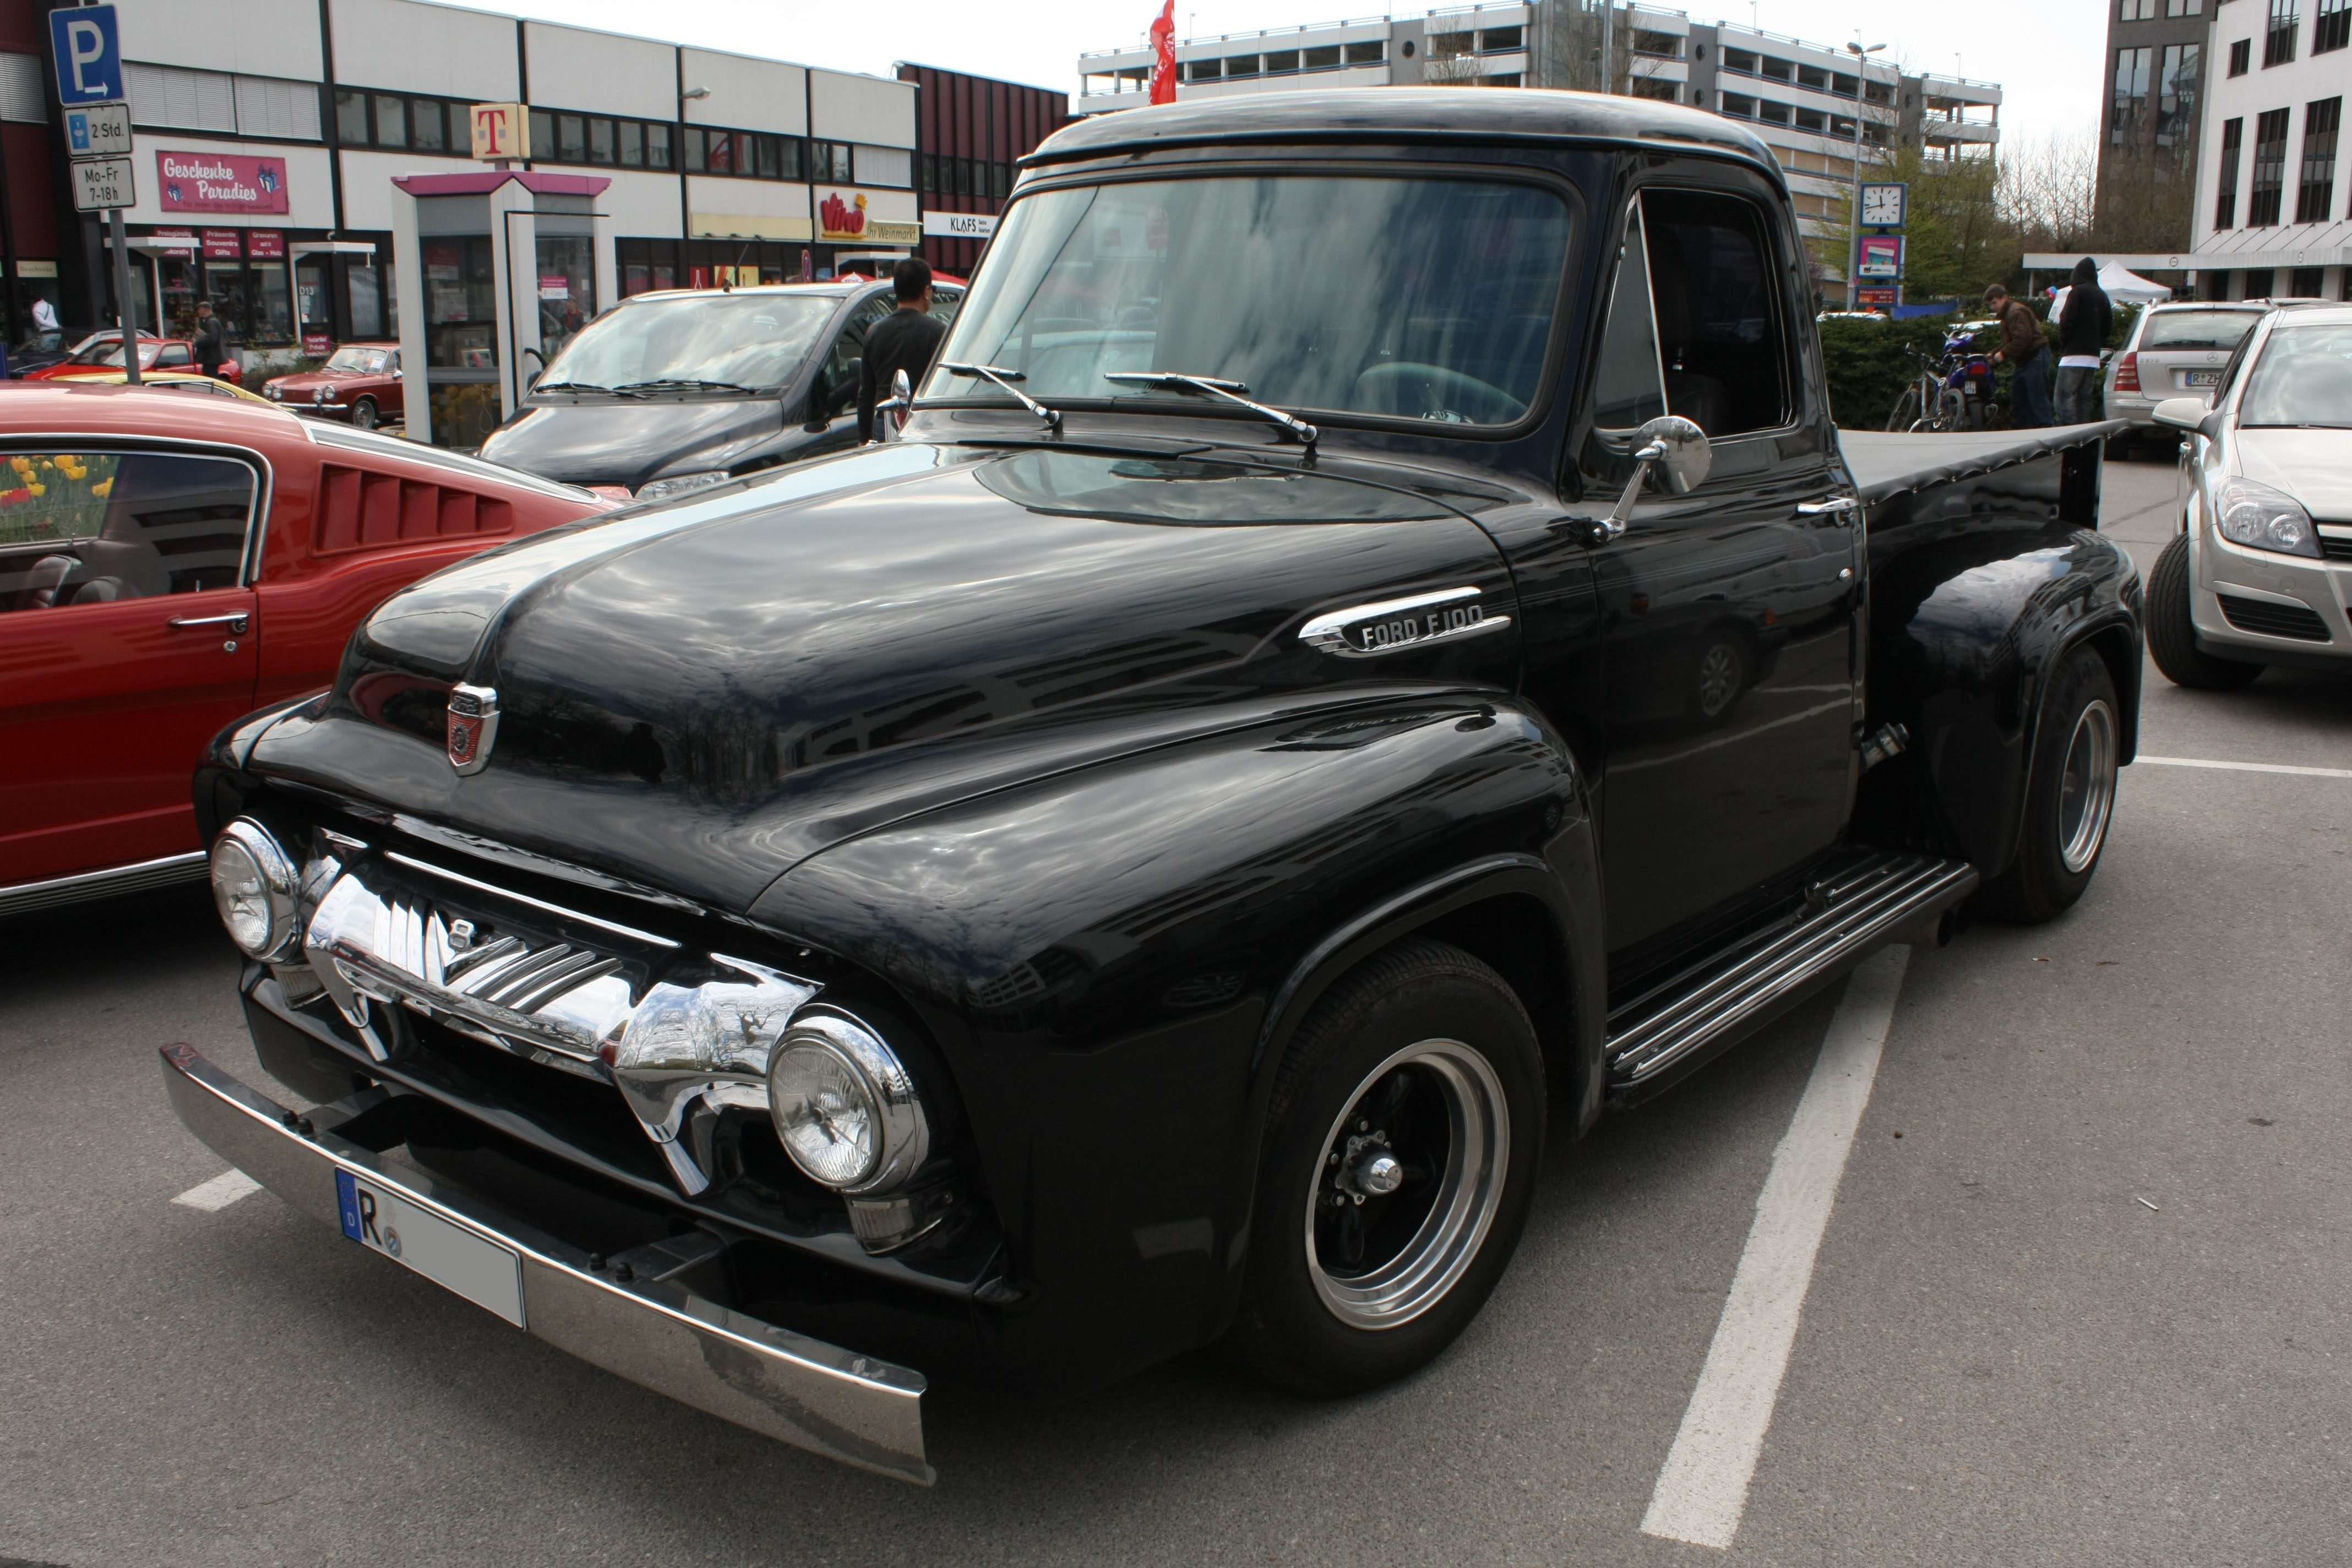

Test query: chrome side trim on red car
[158,1042,935,1484]
[0,850,206,917]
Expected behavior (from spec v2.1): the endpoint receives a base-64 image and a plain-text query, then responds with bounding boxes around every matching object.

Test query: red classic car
[0,384,612,912]
[263,342,404,428]
[23,336,243,384]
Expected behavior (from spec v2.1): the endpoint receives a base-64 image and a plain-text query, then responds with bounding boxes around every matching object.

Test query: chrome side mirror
[1596,415,1711,541]
[872,366,913,443]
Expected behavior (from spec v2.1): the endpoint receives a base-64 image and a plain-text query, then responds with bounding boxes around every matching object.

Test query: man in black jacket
[2055,256,2111,425]
[192,301,227,379]
[857,258,946,443]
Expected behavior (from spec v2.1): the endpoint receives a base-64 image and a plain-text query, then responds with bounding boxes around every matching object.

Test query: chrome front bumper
[159,1042,934,1484]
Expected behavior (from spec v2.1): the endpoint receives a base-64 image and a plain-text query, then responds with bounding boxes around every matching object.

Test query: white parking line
[1640,944,1910,1551]
[172,1169,262,1211]
[2138,755,2352,780]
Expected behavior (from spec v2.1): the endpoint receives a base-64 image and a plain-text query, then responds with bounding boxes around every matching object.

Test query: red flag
[1148,0,1178,104]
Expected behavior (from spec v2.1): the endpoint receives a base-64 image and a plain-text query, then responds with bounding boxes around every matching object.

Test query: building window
[2230,38,2252,75]
[2120,0,2153,16]
[1344,40,1385,65]
[1482,25,1523,51]
[1630,77,1676,101]
[2293,264,2325,294]
[2266,0,2299,67]
[2298,96,2340,220]
[2157,43,2201,148]
[2166,0,2203,13]
[1264,49,1300,73]
[1224,54,1260,78]
[2249,106,2291,224]
[335,89,369,144]
[2320,0,2352,52]
[2113,46,2152,145]
[2215,115,2244,227]
[412,99,446,151]
[128,62,319,139]
[811,141,852,182]
[331,91,473,155]
[2244,266,2275,297]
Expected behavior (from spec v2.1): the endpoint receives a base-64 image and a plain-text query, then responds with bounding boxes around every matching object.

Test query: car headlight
[2215,477,2322,558]
[209,819,300,961]
[766,1012,930,1194]
[265,382,282,400]
[313,387,329,404]
[635,469,732,504]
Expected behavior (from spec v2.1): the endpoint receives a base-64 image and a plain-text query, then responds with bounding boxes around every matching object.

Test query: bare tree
[2000,130,2101,252]
[1530,0,1636,94]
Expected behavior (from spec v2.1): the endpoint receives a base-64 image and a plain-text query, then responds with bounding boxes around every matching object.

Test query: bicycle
[1885,346,1968,432]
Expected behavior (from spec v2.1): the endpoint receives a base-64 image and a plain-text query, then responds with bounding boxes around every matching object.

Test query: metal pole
[1849,108,1863,312]
[109,205,138,383]
[1600,0,1613,92]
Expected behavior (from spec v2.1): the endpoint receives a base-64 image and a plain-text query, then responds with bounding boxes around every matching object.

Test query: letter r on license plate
[335,1168,526,1327]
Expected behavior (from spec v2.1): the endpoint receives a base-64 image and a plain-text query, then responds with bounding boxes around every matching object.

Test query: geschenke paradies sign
[157,151,288,215]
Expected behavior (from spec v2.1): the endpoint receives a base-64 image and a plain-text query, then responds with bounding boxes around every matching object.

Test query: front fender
[1863,507,2142,876]
[754,693,1598,1391]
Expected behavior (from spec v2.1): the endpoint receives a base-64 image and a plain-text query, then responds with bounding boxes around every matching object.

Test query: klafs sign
[923,211,998,239]
[49,4,123,105]
[157,151,290,214]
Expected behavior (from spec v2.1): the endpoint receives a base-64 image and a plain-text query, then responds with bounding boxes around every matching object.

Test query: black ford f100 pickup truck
[171,90,2141,1484]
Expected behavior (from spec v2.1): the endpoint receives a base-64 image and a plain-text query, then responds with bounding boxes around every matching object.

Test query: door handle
[169,611,250,633]
[1796,496,1859,516]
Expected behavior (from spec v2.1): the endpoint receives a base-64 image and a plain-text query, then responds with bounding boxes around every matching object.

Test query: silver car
[2147,304,2352,687]
[2104,301,2269,456]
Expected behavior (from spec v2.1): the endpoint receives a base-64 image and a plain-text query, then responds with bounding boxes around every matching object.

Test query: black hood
[2071,257,2099,286]
[477,396,792,489]
[274,442,1518,910]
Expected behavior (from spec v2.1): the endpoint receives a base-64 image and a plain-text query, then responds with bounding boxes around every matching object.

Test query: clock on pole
[1859,182,1907,230]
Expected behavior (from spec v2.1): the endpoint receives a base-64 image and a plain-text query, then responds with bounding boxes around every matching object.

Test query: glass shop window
[0,451,258,612]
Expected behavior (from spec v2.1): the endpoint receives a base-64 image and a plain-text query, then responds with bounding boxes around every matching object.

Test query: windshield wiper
[533,379,645,398]
[939,361,1062,432]
[612,378,762,395]
[1102,371,1319,450]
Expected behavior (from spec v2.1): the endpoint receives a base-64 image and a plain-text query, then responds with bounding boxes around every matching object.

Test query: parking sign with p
[49,4,123,106]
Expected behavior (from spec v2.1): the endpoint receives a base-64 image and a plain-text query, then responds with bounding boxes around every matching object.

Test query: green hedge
[1818,315,1987,429]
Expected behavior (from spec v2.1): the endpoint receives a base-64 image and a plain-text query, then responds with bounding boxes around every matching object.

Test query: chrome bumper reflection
[158,1042,934,1485]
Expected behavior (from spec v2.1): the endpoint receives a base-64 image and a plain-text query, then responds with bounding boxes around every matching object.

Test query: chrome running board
[0,851,207,918]
[1605,851,1977,1090]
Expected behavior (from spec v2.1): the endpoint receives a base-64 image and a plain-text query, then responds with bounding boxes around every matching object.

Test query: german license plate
[335,1168,525,1326]
[2186,369,2222,385]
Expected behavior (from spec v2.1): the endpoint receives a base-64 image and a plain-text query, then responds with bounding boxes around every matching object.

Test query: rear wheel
[1885,385,1923,432]
[2147,533,2263,690]
[351,396,379,430]
[1977,646,2121,924]
[1223,939,1544,1396]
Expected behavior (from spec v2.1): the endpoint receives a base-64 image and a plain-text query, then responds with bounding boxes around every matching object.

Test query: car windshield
[70,340,161,367]
[533,293,839,393]
[2237,324,2352,427]
[2141,309,2262,351]
[924,174,1574,427]
[326,347,389,372]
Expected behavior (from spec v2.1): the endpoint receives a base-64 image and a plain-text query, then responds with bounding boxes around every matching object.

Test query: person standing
[192,301,227,380]
[30,293,60,350]
[2054,257,2111,425]
[1985,282,2051,429]
[858,258,946,443]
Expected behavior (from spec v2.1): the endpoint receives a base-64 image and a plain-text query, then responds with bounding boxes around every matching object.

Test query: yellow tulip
[29,483,45,496]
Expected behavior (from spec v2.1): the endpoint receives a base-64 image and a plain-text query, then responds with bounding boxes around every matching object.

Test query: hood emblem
[1300,586,1511,660]
[447,684,500,775]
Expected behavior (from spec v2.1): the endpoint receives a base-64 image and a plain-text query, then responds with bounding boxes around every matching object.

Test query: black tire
[1223,938,1545,1396]
[351,396,379,430]
[1885,386,1922,432]
[1976,646,2122,924]
[2147,534,2263,690]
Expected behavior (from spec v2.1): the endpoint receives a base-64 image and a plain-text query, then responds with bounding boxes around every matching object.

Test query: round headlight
[766,1012,930,1194]
[209,818,300,961]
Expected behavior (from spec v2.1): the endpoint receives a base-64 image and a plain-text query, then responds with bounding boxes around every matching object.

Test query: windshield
[2238,324,2352,428]
[925,175,1574,427]
[2142,309,2263,351]
[326,347,389,373]
[71,340,161,367]
[533,293,838,393]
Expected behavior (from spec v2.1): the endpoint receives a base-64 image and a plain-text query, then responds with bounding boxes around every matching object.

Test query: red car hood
[270,369,375,393]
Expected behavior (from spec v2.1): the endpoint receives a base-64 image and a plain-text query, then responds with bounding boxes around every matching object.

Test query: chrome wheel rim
[1697,643,1740,716]
[2057,697,2117,874]
[1305,1038,1508,1331]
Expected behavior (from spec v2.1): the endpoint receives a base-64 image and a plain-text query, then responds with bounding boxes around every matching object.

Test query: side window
[933,290,963,330]
[2212,319,2264,403]
[0,450,257,613]
[1592,189,1793,439]
[157,344,192,367]
[822,296,899,413]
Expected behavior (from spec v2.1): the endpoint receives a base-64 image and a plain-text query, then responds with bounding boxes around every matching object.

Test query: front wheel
[1223,939,1544,1396]
[1885,385,1923,433]
[2147,533,2263,690]
[350,396,379,430]
[1976,646,2121,924]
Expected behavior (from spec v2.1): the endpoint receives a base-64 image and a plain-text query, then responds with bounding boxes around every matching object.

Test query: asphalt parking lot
[3,451,2347,1567]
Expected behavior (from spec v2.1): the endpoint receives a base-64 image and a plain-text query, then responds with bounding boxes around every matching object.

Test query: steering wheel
[1353,362,1526,425]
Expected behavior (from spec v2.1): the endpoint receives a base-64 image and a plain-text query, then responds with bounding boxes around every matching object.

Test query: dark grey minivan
[478,279,961,498]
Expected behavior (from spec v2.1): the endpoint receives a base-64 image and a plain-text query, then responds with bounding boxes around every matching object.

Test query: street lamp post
[1845,40,1885,312]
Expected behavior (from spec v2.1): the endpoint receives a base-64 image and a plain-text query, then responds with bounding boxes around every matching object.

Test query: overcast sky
[459,0,2110,149]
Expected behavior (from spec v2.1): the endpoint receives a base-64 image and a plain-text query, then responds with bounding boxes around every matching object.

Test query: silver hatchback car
[2146,304,2352,687]
[2104,301,2269,455]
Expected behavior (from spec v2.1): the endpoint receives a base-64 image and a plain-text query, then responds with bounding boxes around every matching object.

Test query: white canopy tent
[2046,261,2173,322]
